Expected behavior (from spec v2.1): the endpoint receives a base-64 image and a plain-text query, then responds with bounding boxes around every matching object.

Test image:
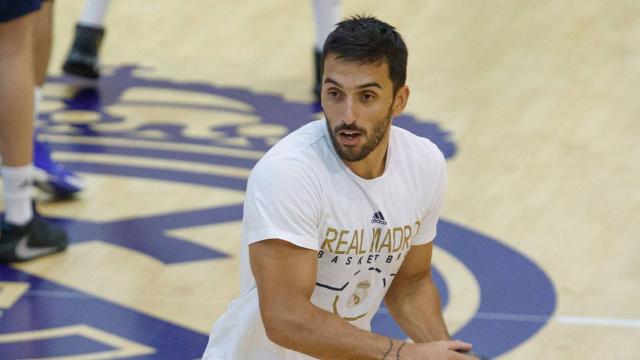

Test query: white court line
[474,312,640,328]
[403,311,640,329]
[556,316,640,328]
[472,312,549,322]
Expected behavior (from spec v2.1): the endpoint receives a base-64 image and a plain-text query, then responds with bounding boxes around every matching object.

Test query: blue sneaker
[33,138,86,197]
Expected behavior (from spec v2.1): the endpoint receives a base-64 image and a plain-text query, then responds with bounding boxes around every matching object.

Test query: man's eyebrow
[324,78,342,87]
[356,82,383,90]
[324,78,383,90]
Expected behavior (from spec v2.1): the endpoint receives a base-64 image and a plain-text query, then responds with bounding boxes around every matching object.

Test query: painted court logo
[0,65,556,359]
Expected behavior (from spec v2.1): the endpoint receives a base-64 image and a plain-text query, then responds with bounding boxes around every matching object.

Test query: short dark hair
[322,15,408,94]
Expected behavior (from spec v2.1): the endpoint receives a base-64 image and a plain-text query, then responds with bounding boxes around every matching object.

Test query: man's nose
[342,97,357,125]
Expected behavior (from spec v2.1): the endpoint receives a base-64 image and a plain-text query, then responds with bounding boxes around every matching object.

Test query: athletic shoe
[314,49,322,101]
[62,24,105,79]
[33,138,86,197]
[0,214,68,263]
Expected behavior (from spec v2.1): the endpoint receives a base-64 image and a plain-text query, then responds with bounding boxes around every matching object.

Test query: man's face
[321,54,407,162]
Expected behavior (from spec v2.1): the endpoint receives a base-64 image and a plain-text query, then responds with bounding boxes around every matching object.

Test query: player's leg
[33,0,52,87]
[311,0,341,100]
[0,4,68,262]
[62,0,110,79]
[32,0,86,197]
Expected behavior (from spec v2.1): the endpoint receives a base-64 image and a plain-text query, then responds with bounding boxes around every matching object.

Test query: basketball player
[33,0,86,197]
[0,0,68,262]
[62,0,336,102]
[203,16,478,359]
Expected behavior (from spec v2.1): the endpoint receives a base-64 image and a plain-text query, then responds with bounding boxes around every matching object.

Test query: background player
[0,0,68,262]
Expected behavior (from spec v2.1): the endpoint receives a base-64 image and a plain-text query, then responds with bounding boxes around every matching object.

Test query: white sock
[78,0,111,28]
[2,165,34,226]
[312,0,341,52]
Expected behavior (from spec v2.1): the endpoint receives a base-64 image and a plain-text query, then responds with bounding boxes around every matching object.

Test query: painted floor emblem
[0,65,556,359]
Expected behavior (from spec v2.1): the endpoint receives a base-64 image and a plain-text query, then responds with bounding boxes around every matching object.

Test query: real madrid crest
[348,280,370,308]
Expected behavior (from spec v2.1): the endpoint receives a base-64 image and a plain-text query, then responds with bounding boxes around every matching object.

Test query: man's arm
[384,242,450,343]
[251,239,397,359]
[250,239,474,359]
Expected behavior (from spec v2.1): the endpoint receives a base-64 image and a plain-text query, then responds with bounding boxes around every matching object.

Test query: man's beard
[326,106,393,162]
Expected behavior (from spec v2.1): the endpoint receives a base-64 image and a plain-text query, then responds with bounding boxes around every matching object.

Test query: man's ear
[391,85,410,117]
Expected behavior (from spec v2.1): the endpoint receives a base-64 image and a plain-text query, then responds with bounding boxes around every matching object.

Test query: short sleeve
[243,156,322,251]
[412,150,447,246]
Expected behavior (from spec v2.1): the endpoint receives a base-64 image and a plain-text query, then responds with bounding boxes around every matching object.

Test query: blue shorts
[0,0,42,23]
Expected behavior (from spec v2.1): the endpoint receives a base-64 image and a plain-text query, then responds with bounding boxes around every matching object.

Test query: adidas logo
[19,179,31,189]
[371,211,387,225]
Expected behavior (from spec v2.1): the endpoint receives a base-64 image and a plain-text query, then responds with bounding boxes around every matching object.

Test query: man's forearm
[385,274,450,343]
[264,299,404,359]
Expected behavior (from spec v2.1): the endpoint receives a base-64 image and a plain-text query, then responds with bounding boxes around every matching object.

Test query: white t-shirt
[203,119,446,360]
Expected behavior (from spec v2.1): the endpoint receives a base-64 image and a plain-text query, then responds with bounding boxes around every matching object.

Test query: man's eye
[361,93,375,101]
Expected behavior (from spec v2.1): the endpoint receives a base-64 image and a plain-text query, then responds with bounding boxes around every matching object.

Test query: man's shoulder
[265,120,327,159]
[392,125,445,162]
[250,121,329,182]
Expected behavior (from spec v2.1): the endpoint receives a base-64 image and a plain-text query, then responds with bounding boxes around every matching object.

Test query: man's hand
[401,340,479,359]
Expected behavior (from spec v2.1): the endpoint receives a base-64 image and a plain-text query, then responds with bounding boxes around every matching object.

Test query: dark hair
[322,15,408,94]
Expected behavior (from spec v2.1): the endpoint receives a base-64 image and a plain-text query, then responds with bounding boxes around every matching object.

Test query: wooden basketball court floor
[0,0,638,359]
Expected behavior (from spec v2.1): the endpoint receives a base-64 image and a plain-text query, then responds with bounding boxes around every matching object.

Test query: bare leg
[0,14,35,166]
[31,1,86,197]
[33,0,53,88]
[0,13,35,225]
[0,5,69,263]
